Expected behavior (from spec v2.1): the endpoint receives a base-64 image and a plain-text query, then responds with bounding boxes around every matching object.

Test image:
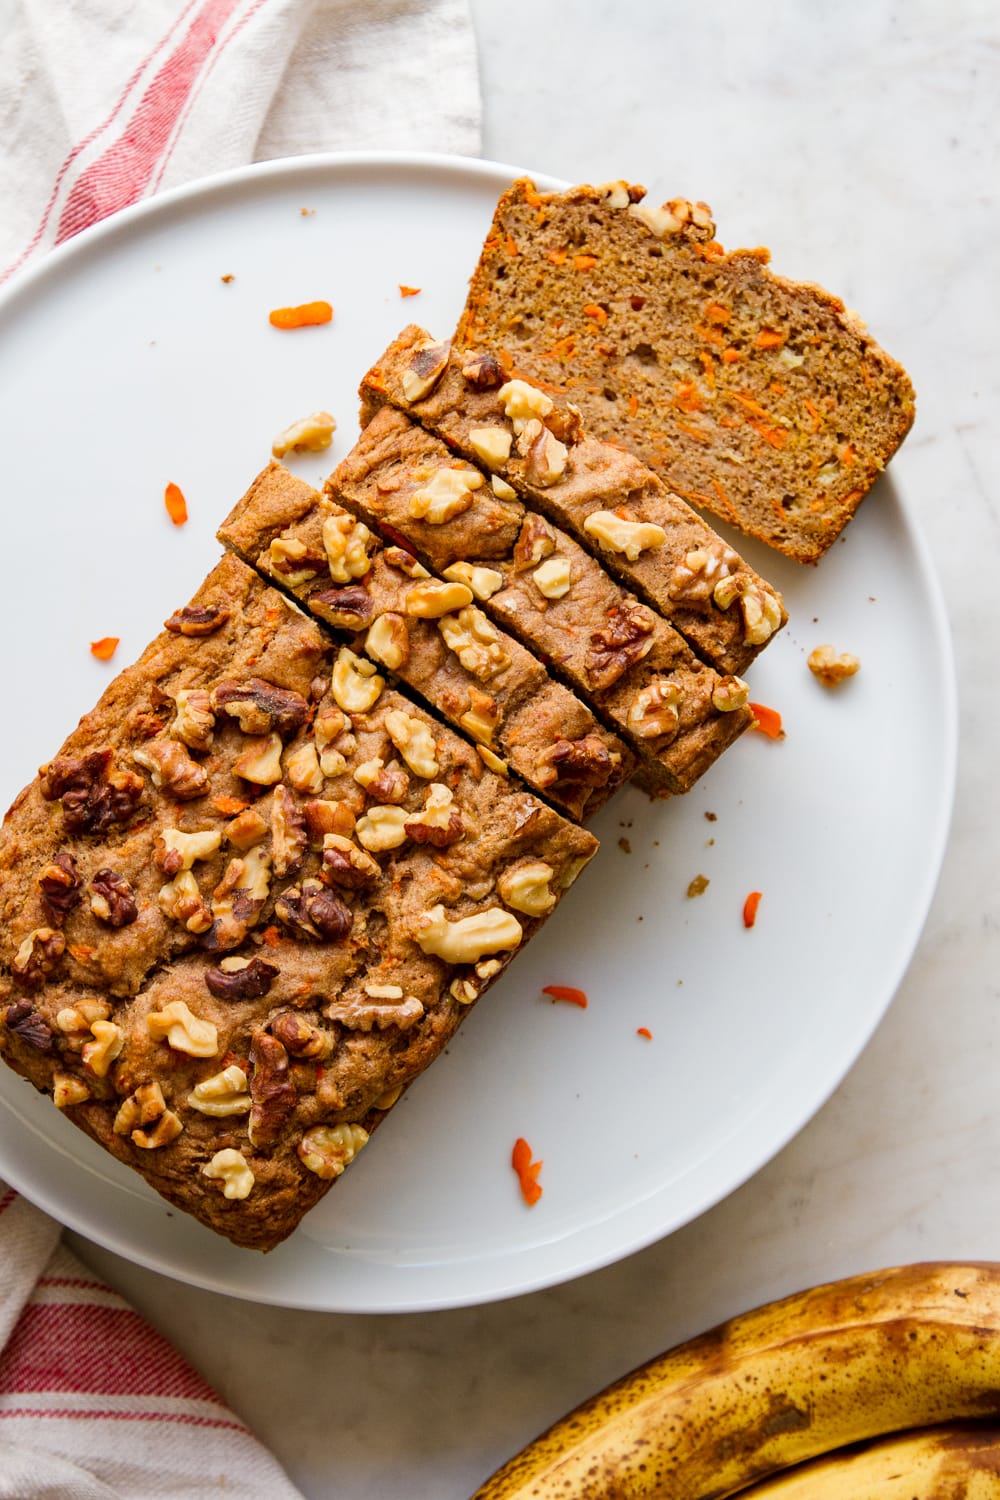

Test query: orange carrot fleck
[582,302,608,325]
[840,443,856,467]
[542,984,588,1008]
[573,254,598,271]
[545,248,567,266]
[703,301,730,325]
[636,1026,653,1040]
[268,300,333,330]
[721,348,742,364]
[523,186,544,208]
[803,398,823,432]
[90,637,119,661]
[671,381,704,415]
[675,419,712,445]
[212,795,249,816]
[68,944,96,962]
[627,393,640,417]
[743,891,763,928]
[747,418,788,450]
[731,392,774,422]
[164,481,188,526]
[505,234,519,257]
[755,327,785,349]
[694,240,726,261]
[749,702,784,739]
[511,1137,543,1206]
[260,925,282,948]
[698,352,717,389]
[694,322,726,348]
[399,285,421,298]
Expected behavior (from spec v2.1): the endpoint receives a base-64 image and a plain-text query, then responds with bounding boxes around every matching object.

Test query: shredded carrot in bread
[803,398,823,432]
[268,301,333,329]
[749,702,783,739]
[703,301,730,325]
[573,254,598,271]
[721,348,742,364]
[628,393,640,417]
[511,1137,543,1206]
[545,248,567,266]
[747,418,788,450]
[731,392,774,422]
[698,352,716,389]
[671,382,704,414]
[693,240,726,261]
[755,327,785,348]
[675,419,712,444]
[164,482,188,526]
[522,186,544,208]
[504,234,519,257]
[840,443,856,467]
[542,985,588,1008]
[90,637,119,661]
[582,303,608,325]
[711,478,741,525]
[68,944,95,962]
[694,322,726,348]
[743,891,763,928]
[260,925,282,947]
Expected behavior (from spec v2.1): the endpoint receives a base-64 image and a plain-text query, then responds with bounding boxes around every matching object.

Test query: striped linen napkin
[0,1180,304,1497]
[0,0,482,286]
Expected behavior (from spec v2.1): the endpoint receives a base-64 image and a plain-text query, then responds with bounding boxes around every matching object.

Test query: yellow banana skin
[740,1422,1000,1499]
[473,1263,1000,1500]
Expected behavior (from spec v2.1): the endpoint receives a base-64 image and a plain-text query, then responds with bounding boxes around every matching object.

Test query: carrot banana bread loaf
[219,463,636,822]
[454,180,915,564]
[0,556,597,1249]
[325,406,754,800]
[360,326,786,675]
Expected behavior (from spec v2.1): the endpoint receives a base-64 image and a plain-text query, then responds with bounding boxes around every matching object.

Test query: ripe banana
[739,1422,1000,1499]
[473,1262,1000,1500]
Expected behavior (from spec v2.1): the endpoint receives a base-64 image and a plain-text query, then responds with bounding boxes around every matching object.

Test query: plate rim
[0,149,958,1311]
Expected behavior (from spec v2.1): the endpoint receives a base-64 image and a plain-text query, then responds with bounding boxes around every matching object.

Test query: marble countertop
[69,2,1000,1495]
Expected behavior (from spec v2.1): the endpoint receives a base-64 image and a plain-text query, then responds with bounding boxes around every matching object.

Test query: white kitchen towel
[0,1179,306,1498]
[0,0,482,285]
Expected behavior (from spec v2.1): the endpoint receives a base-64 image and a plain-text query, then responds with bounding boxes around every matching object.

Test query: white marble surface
[67,2,1000,1495]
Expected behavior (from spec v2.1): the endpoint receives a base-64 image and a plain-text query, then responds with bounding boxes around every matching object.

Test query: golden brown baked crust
[360,326,786,675]
[454,180,915,564]
[0,557,597,1250]
[219,462,636,820]
[325,406,754,799]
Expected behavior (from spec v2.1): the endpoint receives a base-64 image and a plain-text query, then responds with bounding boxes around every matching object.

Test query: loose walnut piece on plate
[271,410,336,458]
[808,644,861,686]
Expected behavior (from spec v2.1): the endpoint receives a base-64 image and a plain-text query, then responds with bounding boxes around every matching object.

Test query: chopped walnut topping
[458,687,501,745]
[584,510,667,560]
[441,561,504,600]
[55,998,110,1042]
[668,541,741,605]
[808,644,861,686]
[469,426,513,469]
[313,706,350,776]
[147,1000,219,1057]
[400,340,450,402]
[404,783,464,847]
[170,688,215,751]
[225,806,269,850]
[322,512,373,584]
[405,579,475,617]
[519,421,568,486]
[155,827,221,877]
[384,710,439,779]
[311,583,373,630]
[248,1030,298,1148]
[535,735,614,789]
[207,846,271,948]
[365,612,410,671]
[270,1012,332,1059]
[359,758,410,804]
[498,378,553,434]
[203,1148,254,1199]
[731,582,783,646]
[304,797,357,843]
[271,784,307,877]
[477,745,508,776]
[4,1000,54,1053]
[204,955,279,1000]
[628,196,712,237]
[330,648,384,714]
[187,1064,252,1117]
[283,740,324,795]
[211,679,310,737]
[497,860,556,917]
[414,904,523,963]
[712,675,750,712]
[89,868,139,927]
[449,976,478,1004]
[266,534,324,586]
[114,1080,183,1148]
[164,604,230,637]
[409,465,484,525]
[275,878,352,941]
[321,833,381,891]
[355,804,409,852]
[81,1017,124,1077]
[134,738,208,799]
[271,410,336,458]
[12,927,65,988]
[373,1082,404,1111]
[39,751,144,835]
[232,731,284,785]
[544,403,585,446]
[53,1072,92,1109]
[492,474,517,501]
[585,602,656,691]
[298,1122,369,1180]
[158,870,213,934]
[325,993,424,1031]
[533,557,572,599]
[627,680,683,741]
[512,514,557,572]
[37,852,82,920]
[382,546,430,579]
[597,179,633,209]
[460,350,505,388]
[438,606,510,680]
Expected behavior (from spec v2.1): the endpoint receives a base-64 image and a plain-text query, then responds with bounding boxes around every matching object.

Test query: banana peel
[740,1422,1000,1499]
[473,1263,1000,1500]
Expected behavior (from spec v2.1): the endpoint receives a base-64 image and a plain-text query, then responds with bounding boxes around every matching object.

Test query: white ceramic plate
[0,153,955,1312]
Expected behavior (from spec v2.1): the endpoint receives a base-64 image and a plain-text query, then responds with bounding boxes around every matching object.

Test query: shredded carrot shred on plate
[89,637,119,661]
[511,1137,543,1206]
[164,481,188,526]
[268,300,333,329]
[399,285,421,298]
[636,1026,653,1040]
[749,702,784,739]
[542,985,588,1008]
[743,891,763,928]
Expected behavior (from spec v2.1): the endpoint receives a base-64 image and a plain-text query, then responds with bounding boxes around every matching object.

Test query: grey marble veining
[70,3,1000,1495]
